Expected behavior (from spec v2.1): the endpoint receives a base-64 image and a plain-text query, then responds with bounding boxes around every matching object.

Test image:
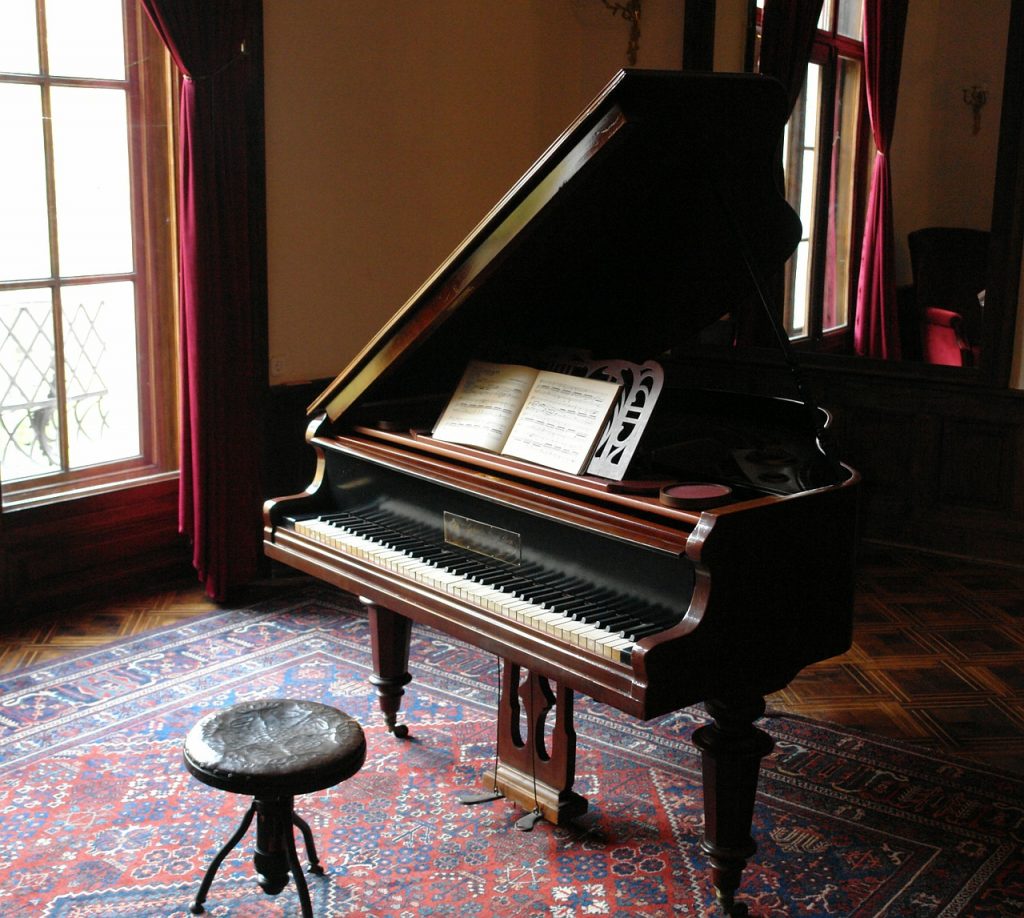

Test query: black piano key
[555,588,619,612]
[624,612,680,641]
[486,573,525,588]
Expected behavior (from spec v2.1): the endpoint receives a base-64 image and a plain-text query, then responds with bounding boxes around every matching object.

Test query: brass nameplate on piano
[444,512,521,565]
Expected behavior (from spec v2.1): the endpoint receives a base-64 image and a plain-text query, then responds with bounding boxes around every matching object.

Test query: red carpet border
[0,586,1021,916]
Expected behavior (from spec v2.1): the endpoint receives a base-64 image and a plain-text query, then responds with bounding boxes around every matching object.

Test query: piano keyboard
[290,509,680,663]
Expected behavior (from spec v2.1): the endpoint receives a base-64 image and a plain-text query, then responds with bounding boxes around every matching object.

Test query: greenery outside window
[0,0,177,509]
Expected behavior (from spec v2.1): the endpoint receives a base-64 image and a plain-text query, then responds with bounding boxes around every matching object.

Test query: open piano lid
[310,69,802,425]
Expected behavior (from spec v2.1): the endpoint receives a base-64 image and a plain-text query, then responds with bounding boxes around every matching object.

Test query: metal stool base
[189,795,322,917]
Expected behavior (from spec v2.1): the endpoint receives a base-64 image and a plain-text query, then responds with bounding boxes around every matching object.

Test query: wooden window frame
[754,0,871,354]
[1,1,178,511]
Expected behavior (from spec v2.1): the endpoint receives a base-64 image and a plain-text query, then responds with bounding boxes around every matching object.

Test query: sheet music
[433,360,620,474]
[431,361,537,452]
[501,373,620,474]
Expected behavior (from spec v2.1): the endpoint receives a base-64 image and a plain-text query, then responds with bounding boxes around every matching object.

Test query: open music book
[432,360,621,475]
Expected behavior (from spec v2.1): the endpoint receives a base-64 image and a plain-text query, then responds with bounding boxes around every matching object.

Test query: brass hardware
[600,0,643,66]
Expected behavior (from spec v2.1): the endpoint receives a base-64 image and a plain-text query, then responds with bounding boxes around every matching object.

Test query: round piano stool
[182,698,366,917]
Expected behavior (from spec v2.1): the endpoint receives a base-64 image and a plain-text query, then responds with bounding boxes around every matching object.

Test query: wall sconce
[600,0,642,66]
[963,84,988,135]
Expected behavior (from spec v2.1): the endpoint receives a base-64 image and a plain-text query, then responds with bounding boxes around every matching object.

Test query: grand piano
[264,70,860,916]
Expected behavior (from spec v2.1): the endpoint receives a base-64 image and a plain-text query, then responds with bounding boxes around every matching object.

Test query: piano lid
[311,69,802,424]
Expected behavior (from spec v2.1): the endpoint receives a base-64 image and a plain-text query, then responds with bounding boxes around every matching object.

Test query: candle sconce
[600,0,642,66]
[963,84,988,135]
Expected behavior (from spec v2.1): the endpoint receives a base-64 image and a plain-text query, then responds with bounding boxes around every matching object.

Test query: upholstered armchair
[907,227,989,367]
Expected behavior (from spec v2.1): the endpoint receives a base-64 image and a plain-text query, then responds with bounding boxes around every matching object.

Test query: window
[0,0,177,508]
[757,0,868,348]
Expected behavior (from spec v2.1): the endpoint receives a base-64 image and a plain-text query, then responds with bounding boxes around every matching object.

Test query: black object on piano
[265,69,860,917]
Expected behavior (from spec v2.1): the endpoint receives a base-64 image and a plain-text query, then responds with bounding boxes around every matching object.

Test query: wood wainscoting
[1,476,190,622]
[816,368,1024,567]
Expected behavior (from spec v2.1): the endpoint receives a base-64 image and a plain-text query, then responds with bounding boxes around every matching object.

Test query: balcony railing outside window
[0,0,169,500]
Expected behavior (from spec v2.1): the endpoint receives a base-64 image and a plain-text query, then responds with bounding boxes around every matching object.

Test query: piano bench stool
[182,698,366,916]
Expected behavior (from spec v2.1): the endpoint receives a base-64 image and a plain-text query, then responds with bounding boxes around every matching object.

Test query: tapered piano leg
[692,696,774,917]
[362,598,412,738]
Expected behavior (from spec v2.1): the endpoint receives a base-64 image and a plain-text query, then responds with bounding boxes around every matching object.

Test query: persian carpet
[1,585,1021,917]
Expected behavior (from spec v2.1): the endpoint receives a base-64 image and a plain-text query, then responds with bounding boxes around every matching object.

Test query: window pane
[782,64,822,339]
[45,0,125,80]
[802,66,821,147]
[836,0,863,40]
[62,281,139,468]
[0,0,40,74]
[50,86,133,277]
[0,83,52,281]
[824,56,863,333]
[790,240,811,338]
[0,288,61,481]
[818,1,831,32]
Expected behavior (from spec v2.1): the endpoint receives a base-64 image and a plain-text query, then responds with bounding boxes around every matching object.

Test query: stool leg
[293,812,325,874]
[284,822,315,918]
[190,801,256,915]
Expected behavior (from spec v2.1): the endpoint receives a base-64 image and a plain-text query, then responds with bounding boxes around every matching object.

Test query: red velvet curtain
[759,0,825,115]
[853,0,908,359]
[140,0,265,600]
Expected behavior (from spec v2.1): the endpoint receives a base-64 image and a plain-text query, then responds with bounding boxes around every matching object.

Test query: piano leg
[362,598,412,738]
[692,696,775,917]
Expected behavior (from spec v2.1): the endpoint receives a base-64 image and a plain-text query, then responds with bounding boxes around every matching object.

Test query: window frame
[756,1,872,353]
[808,26,870,352]
[0,0,179,510]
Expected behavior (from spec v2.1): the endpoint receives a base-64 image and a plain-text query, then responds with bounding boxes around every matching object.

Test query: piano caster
[712,885,750,916]
[387,719,409,739]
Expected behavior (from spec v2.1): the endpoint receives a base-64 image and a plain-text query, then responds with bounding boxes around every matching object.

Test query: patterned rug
[1,585,1021,917]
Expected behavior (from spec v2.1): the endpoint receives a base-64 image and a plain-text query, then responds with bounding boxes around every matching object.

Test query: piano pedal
[514,808,544,832]
[458,790,504,806]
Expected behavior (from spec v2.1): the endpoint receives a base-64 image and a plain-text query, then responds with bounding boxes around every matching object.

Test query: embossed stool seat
[183,698,366,916]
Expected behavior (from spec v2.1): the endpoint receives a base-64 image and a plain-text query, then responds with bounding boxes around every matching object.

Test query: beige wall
[882,0,1022,385]
[264,1,683,384]
[264,0,1022,388]
[892,0,1009,286]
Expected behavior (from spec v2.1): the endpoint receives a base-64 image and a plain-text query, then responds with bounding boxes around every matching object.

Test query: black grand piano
[264,70,859,916]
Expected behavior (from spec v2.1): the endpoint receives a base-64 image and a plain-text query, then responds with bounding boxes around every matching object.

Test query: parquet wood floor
[2,544,1022,775]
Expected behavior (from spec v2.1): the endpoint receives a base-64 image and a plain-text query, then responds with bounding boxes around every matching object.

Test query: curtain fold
[759,0,825,116]
[738,0,823,346]
[853,0,909,359]
[140,0,265,600]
